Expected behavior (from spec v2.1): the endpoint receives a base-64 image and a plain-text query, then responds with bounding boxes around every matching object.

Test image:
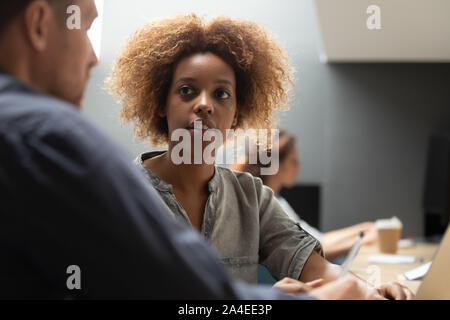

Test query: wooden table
[350,242,439,294]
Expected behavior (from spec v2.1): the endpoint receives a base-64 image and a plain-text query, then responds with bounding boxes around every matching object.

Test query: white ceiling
[314,0,450,62]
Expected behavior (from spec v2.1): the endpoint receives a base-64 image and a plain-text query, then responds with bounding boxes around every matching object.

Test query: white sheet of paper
[398,239,415,248]
[400,261,432,280]
[368,254,416,264]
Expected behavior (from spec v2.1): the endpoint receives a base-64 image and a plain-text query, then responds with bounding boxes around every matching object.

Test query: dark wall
[321,63,450,236]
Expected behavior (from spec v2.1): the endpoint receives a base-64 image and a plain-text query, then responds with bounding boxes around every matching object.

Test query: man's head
[0,0,99,108]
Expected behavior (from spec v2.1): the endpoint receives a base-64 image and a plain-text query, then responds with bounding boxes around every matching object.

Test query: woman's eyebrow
[175,78,234,86]
[175,77,196,85]
[215,79,234,86]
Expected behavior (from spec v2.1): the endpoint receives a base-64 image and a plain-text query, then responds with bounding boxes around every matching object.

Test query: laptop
[415,223,450,299]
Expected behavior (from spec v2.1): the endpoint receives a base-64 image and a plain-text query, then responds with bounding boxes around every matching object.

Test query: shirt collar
[0,69,33,95]
[136,151,221,194]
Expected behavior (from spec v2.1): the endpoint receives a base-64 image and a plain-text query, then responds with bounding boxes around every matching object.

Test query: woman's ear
[232,109,239,128]
[158,106,166,118]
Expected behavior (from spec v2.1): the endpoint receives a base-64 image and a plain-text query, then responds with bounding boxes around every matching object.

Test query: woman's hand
[308,276,415,300]
[308,275,387,300]
[375,281,415,300]
[272,277,325,295]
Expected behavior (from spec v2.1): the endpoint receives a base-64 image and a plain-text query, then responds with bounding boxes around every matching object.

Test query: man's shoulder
[2,76,105,139]
[0,79,83,131]
[0,74,121,164]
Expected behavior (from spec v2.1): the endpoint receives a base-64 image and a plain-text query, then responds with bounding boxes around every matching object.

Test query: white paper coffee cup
[375,216,403,254]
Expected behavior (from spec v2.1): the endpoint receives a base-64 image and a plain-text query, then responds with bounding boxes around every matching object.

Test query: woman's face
[164,52,238,150]
[279,147,300,187]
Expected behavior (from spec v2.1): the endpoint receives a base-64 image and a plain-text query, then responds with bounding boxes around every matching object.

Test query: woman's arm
[299,251,342,283]
[299,251,414,299]
[321,222,377,261]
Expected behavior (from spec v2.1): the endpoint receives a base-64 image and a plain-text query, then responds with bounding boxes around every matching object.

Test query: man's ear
[23,0,53,52]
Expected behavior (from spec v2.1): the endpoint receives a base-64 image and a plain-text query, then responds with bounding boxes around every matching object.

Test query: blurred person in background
[232,129,378,262]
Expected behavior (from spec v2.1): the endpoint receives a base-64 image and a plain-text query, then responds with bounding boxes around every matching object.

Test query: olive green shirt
[135,151,324,284]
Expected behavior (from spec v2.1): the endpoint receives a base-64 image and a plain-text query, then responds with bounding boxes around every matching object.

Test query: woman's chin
[285,181,296,188]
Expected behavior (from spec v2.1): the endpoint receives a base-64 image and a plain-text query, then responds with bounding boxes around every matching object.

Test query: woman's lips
[187,124,210,130]
[186,119,216,131]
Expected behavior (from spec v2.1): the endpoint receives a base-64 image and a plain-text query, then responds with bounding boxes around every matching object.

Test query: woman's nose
[193,91,213,115]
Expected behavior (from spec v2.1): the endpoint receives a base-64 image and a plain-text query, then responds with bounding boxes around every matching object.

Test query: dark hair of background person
[232,129,296,184]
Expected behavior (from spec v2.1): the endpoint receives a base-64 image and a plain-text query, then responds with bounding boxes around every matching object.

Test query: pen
[339,231,365,278]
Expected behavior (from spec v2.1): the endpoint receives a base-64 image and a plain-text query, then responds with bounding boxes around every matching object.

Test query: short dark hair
[0,0,69,37]
[0,1,33,35]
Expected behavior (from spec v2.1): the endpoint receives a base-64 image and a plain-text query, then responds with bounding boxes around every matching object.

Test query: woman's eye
[216,89,230,99]
[179,86,194,95]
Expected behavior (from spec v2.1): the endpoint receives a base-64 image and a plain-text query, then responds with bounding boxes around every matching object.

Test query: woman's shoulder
[133,151,171,191]
[216,166,267,197]
[217,166,262,184]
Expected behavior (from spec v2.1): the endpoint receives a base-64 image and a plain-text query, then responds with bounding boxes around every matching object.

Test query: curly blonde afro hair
[106,14,294,146]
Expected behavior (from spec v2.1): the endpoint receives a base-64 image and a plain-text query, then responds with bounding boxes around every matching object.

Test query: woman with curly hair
[107,14,413,299]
